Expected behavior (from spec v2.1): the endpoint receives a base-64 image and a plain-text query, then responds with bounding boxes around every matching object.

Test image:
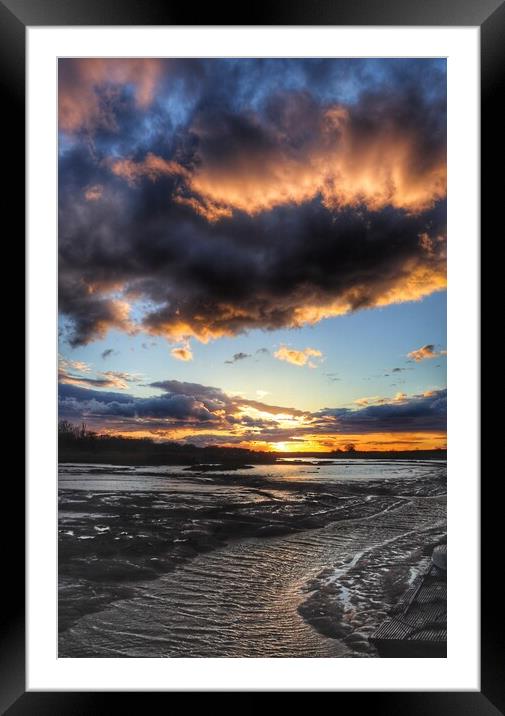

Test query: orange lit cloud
[58,356,140,390]
[77,424,446,454]
[59,70,446,348]
[59,59,163,133]
[354,396,381,407]
[105,430,446,453]
[111,153,189,185]
[170,344,193,362]
[408,344,447,362]
[60,377,446,453]
[173,195,233,222]
[58,356,92,374]
[89,298,135,343]
[84,184,103,201]
[258,431,447,453]
[187,103,445,217]
[123,261,445,345]
[274,345,323,367]
[112,92,445,220]
[59,274,136,347]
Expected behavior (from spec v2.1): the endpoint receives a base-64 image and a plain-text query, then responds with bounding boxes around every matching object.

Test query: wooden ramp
[370,545,447,658]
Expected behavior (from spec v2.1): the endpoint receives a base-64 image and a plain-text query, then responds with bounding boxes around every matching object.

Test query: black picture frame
[4,0,495,709]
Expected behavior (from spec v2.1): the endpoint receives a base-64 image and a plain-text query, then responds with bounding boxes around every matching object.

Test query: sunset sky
[58,58,447,452]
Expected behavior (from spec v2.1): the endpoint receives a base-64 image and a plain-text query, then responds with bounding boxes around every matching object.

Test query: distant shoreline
[58,447,446,466]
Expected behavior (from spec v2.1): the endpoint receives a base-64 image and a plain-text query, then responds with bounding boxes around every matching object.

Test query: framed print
[3,0,498,709]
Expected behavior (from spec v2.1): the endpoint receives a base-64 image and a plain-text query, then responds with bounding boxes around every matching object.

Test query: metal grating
[370,546,447,655]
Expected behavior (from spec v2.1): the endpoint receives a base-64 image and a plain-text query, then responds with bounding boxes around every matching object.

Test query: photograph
[0,0,493,702]
[57,57,448,659]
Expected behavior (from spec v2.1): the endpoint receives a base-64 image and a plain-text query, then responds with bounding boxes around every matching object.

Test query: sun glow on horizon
[79,424,446,453]
[58,59,446,454]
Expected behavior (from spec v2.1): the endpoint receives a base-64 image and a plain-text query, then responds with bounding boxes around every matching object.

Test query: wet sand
[59,462,446,657]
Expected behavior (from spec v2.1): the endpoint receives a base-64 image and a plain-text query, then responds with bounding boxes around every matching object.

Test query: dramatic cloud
[408,344,447,362]
[149,379,307,419]
[274,346,323,367]
[316,389,446,434]
[59,383,217,422]
[120,91,445,218]
[58,59,446,347]
[58,58,164,132]
[59,274,135,347]
[59,375,446,447]
[58,379,310,445]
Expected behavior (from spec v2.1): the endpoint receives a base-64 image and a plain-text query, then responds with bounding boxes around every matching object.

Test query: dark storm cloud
[59,60,446,347]
[58,379,306,434]
[59,383,133,405]
[59,184,446,346]
[316,389,446,433]
[59,58,446,138]
[149,379,307,418]
[59,382,217,422]
[59,379,446,439]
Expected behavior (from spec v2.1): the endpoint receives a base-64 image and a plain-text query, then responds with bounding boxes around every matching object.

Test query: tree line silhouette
[58,420,276,465]
[58,421,446,465]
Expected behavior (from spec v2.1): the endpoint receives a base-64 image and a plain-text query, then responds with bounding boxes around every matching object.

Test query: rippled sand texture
[58,461,446,657]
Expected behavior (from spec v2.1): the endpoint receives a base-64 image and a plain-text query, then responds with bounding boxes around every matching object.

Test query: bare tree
[344,443,356,453]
